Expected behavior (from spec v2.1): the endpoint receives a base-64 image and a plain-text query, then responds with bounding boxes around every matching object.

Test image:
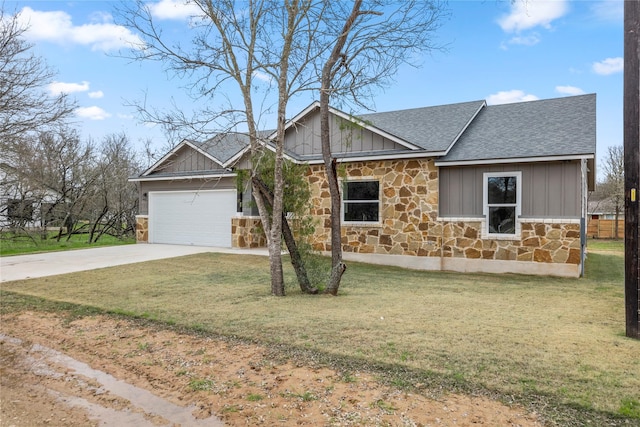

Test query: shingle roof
[359,100,485,152]
[191,132,251,165]
[437,94,596,163]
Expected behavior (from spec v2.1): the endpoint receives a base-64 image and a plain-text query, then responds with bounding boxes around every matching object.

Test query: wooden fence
[587,219,625,239]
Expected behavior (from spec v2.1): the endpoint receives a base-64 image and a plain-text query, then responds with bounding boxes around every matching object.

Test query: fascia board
[129,172,235,182]
[435,154,595,167]
[140,140,224,177]
[140,140,189,177]
[297,150,446,165]
[267,101,321,140]
[222,143,252,168]
[270,101,421,151]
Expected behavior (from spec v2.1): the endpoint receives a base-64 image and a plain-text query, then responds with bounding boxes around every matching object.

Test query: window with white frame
[483,172,521,236]
[342,180,380,223]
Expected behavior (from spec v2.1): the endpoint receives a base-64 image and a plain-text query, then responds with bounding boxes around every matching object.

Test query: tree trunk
[252,176,317,294]
[251,178,285,296]
[319,1,363,295]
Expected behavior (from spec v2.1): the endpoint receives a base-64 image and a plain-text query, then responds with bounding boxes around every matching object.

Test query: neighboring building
[587,199,624,239]
[0,163,63,230]
[131,94,596,277]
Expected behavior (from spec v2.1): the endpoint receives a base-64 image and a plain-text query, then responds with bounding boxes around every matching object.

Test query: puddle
[0,334,224,426]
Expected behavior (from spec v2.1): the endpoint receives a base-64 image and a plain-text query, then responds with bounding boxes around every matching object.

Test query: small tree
[88,133,141,242]
[316,0,446,294]
[601,145,624,239]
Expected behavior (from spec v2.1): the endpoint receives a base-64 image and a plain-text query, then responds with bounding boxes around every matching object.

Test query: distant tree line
[0,8,142,243]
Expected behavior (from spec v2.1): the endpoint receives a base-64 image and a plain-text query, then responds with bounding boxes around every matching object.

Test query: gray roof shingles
[437,94,596,163]
[359,100,485,152]
[191,132,251,165]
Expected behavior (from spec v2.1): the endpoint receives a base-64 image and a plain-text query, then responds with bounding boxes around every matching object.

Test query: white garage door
[149,190,237,247]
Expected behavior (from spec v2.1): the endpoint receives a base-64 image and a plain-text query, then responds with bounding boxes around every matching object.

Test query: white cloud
[503,33,541,49]
[498,0,569,33]
[148,0,203,20]
[593,57,623,75]
[117,113,134,120]
[555,85,585,96]
[253,71,272,82]
[486,90,539,105]
[88,91,104,99]
[16,7,144,51]
[48,81,90,95]
[76,106,111,120]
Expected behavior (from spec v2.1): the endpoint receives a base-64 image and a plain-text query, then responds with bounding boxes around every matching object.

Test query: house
[131,94,596,277]
[0,162,64,230]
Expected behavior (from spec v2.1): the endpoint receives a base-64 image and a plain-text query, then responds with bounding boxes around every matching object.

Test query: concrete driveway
[0,244,268,283]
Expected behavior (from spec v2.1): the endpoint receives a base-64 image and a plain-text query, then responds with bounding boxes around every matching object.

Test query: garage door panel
[149,190,236,247]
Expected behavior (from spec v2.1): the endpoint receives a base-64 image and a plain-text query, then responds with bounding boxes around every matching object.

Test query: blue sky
[7,1,623,176]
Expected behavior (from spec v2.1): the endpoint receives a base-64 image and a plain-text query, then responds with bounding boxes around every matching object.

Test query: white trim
[483,171,522,239]
[129,173,235,182]
[435,154,594,167]
[296,150,446,165]
[340,177,382,225]
[271,101,422,152]
[437,216,581,224]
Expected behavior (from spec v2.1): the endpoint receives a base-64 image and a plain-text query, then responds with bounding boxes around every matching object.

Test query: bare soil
[0,311,543,426]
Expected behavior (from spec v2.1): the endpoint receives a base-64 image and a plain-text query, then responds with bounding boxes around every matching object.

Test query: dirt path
[0,311,543,426]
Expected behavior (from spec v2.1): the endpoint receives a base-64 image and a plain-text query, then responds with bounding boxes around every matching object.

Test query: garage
[148,190,237,247]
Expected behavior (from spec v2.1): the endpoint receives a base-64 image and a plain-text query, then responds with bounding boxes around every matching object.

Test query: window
[342,180,379,223]
[483,172,521,236]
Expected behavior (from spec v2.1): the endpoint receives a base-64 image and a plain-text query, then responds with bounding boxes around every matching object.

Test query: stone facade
[228,158,583,274]
[301,160,581,265]
[439,219,581,265]
[135,215,148,243]
[306,159,442,256]
[231,216,267,248]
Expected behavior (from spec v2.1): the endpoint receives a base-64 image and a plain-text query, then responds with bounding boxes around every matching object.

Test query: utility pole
[624,0,640,339]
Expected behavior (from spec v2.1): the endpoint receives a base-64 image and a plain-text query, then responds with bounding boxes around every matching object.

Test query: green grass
[1,239,637,425]
[0,232,134,256]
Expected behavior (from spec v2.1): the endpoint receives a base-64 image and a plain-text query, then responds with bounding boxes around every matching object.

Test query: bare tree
[88,133,141,243]
[0,6,75,158]
[118,0,446,296]
[118,0,326,296]
[601,145,625,239]
[317,0,446,295]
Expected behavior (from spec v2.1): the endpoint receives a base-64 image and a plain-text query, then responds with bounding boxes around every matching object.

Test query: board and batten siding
[138,177,236,215]
[154,145,223,174]
[283,109,407,156]
[439,161,582,219]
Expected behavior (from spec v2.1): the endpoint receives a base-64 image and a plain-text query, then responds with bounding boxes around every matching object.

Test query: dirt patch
[0,311,543,426]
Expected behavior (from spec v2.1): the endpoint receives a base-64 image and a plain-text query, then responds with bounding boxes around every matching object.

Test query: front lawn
[1,239,637,425]
[0,232,135,256]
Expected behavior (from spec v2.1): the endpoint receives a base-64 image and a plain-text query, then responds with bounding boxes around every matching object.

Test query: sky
[5,0,624,176]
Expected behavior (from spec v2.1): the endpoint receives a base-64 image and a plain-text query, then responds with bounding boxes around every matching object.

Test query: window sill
[341,221,383,228]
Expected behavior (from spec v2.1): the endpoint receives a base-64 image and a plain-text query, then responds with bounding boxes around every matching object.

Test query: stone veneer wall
[231,216,266,248]
[439,219,581,265]
[307,159,441,256]
[135,215,148,243]
[305,160,582,267]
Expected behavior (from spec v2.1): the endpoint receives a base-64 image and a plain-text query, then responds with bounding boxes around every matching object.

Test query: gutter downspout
[580,158,588,277]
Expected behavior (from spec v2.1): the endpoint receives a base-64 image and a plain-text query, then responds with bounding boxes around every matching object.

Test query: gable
[147,144,226,176]
[283,107,411,160]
